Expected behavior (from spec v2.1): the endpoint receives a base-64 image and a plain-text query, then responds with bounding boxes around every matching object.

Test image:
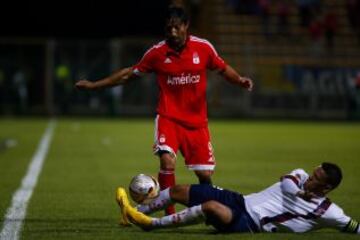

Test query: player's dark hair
[321,162,342,189]
[166,5,189,24]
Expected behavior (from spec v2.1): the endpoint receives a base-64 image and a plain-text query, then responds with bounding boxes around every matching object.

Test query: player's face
[165,18,189,50]
[304,166,331,195]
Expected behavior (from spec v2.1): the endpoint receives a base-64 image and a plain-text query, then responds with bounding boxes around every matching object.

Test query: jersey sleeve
[321,203,359,233]
[281,168,308,188]
[132,46,157,76]
[280,169,308,195]
[205,41,227,71]
[281,177,302,195]
[344,219,360,234]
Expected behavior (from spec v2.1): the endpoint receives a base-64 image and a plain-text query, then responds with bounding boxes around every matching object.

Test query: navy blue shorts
[188,184,258,233]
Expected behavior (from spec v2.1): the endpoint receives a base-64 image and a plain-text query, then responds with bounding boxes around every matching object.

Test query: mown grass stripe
[0,120,56,240]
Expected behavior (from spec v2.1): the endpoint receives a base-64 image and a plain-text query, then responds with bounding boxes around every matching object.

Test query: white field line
[0,120,56,240]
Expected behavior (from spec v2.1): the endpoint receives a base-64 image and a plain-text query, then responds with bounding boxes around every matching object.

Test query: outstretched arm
[75,67,136,90]
[322,203,359,234]
[220,65,253,91]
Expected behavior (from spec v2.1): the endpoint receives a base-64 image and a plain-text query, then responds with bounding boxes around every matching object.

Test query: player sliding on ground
[116,162,359,234]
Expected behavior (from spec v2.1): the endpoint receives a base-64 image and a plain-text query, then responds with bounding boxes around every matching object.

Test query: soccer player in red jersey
[75,6,253,215]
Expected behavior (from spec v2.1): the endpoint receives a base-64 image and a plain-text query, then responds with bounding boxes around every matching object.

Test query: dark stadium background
[0,0,359,119]
[0,1,169,37]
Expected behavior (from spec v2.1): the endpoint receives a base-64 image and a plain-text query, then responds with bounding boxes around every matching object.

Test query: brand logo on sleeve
[164,57,172,64]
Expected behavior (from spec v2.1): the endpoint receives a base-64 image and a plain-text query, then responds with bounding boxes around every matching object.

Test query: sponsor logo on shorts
[208,142,215,162]
[159,134,166,143]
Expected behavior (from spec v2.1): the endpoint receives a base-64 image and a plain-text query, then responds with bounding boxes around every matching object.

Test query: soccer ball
[129,174,160,204]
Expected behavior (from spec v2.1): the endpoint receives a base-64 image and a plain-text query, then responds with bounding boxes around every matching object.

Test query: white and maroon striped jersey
[244,169,358,233]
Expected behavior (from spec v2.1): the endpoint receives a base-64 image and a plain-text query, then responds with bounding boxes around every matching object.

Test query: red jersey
[133,35,227,128]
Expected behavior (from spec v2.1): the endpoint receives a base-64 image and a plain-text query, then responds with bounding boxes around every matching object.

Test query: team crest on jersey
[193,52,200,64]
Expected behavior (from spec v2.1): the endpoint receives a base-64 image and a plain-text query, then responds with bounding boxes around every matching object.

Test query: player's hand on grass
[75,80,95,90]
[239,76,253,91]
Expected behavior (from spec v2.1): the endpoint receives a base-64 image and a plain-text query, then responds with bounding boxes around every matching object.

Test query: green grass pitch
[0,118,359,240]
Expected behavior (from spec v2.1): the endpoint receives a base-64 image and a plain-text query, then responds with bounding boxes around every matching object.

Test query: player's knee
[201,201,220,214]
[170,185,190,204]
[202,201,232,224]
[160,152,176,169]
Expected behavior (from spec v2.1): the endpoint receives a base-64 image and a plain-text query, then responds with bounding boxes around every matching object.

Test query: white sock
[152,205,205,228]
[136,188,172,214]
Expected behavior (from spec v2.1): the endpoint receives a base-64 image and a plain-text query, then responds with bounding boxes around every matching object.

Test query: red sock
[158,168,176,215]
